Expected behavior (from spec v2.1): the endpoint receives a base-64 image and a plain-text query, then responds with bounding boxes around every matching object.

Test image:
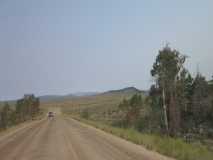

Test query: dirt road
[0,116,173,160]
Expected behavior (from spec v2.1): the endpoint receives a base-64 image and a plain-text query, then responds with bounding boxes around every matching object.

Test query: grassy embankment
[70,115,213,160]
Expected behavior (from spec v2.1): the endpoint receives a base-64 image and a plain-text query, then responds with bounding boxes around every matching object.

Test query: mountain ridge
[1,87,144,103]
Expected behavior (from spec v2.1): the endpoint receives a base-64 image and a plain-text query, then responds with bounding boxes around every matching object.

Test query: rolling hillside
[40,87,144,123]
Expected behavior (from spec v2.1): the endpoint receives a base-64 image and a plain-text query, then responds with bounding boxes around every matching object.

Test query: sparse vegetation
[0,94,40,131]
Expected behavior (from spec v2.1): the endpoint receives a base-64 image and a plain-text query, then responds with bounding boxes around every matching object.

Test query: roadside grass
[71,115,213,160]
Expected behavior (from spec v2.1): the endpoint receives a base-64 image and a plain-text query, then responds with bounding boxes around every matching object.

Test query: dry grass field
[41,88,143,122]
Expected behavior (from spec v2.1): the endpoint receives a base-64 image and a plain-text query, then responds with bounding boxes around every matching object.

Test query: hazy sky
[0,0,212,100]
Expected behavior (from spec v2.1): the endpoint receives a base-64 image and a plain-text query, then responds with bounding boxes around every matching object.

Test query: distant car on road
[48,112,54,119]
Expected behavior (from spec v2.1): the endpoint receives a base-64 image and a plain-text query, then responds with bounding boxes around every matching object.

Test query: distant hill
[39,87,143,102]
[103,87,142,95]
[1,87,143,104]
[57,87,145,121]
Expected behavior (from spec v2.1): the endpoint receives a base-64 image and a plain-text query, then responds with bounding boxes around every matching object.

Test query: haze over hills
[39,87,144,102]
[0,87,144,104]
[103,87,141,94]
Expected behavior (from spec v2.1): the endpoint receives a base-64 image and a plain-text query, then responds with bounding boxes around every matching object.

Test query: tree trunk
[162,88,169,134]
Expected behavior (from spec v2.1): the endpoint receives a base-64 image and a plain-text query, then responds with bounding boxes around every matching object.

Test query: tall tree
[191,74,210,129]
[176,69,194,132]
[15,94,40,122]
[0,103,11,129]
[151,45,186,135]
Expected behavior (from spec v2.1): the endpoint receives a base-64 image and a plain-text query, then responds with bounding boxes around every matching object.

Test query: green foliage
[16,95,40,122]
[118,94,143,127]
[149,45,213,137]
[151,45,188,135]
[0,94,40,131]
[0,103,12,129]
[151,45,186,88]
[191,74,213,130]
[147,85,165,132]
[175,70,194,132]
